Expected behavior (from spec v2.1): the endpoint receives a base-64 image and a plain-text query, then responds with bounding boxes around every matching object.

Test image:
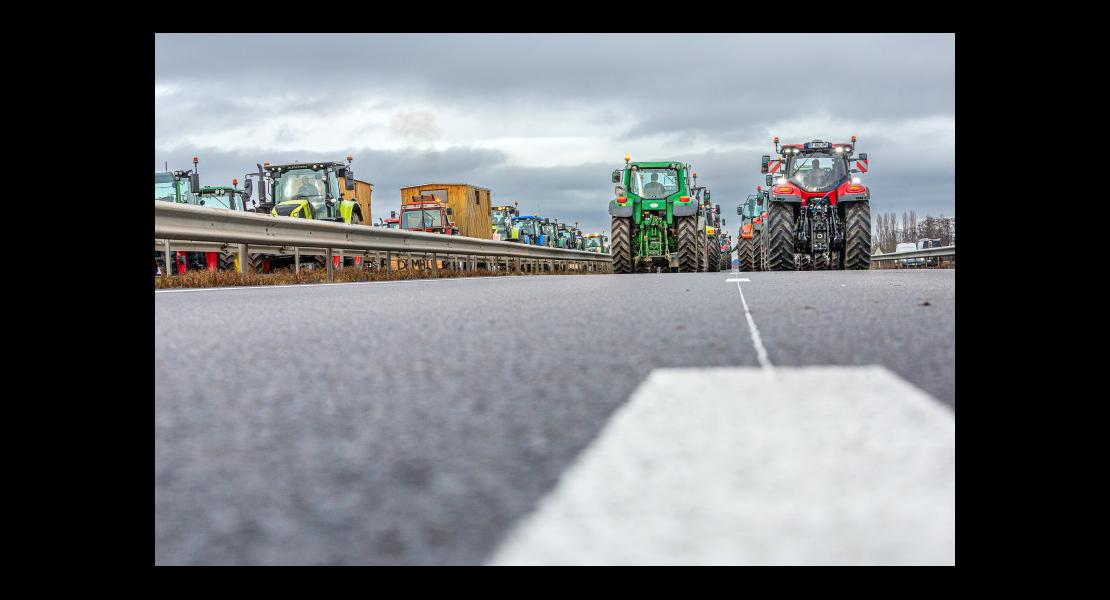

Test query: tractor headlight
[852,177,861,184]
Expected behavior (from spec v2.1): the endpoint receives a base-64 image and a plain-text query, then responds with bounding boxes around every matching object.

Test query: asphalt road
[155,269,955,565]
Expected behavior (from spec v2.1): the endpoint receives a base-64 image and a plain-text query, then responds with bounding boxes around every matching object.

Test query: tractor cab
[155,157,201,204]
[762,138,870,205]
[492,204,520,241]
[540,218,560,246]
[192,182,250,211]
[261,157,361,223]
[511,215,541,245]
[377,211,401,229]
[400,195,459,235]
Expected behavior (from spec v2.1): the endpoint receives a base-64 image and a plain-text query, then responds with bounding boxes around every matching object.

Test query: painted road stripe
[488,366,955,566]
[725,278,750,282]
[733,280,772,370]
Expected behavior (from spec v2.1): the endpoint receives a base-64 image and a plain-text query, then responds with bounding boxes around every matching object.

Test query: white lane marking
[154,274,535,294]
[487,366,955,566]
[725,278,750,282]
[733,280,772,370]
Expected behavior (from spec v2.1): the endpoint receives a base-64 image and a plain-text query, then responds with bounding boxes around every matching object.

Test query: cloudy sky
[155,33,954,235]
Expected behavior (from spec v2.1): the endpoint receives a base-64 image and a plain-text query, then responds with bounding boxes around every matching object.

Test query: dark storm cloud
[156,33,954,235]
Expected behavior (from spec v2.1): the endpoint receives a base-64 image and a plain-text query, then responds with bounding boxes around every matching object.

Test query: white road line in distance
[487,366,955,566]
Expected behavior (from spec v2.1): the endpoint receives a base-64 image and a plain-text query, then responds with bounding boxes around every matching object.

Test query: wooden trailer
[340,179,373,225]
[399,183,493,240]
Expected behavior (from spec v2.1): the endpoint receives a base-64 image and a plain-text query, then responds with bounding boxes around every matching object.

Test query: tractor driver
[643,172,666,197]
[805,159,831,188]
[293,181,319,200]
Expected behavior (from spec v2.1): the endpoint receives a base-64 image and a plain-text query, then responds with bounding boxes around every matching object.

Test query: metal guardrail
[871,245,955,262]
[155,202,611,280]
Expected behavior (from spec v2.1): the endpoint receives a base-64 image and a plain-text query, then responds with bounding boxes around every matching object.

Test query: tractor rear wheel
[677,216,699,273]
[699,227,710,272]
[842,201,872,270]
[611,217,633,274]
[249,253,267,274]
[708,239,720,271]
[736,238,752,271]
[766,202,797,272]
[751,235,763,272]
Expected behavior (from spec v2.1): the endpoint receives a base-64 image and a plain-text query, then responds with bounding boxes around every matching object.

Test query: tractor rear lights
[773,186,794,195]
[616,196,628,204]
[846,184,865,193]
[679,196,691,202]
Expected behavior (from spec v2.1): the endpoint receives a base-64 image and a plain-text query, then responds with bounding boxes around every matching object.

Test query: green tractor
[154,158,201,276]
[189,181,253,271]
[609,154,711,273]
[583,233,609,254]
[539,217,560,247]
[249,157,362,272]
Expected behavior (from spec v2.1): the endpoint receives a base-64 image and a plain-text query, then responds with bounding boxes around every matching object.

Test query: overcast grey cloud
[155,33,955,234]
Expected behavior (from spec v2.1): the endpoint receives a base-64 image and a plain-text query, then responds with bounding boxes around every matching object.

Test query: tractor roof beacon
[608,154,710,273]
[760,136,872,271]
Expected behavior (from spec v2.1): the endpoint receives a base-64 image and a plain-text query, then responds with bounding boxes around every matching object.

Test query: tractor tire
[611,217,633,274]
[249,253,267,273]
[350,211,362,226]
[813,252,829,270]
[218,252,236,272]
[677,216,699,273]
[737,238,752,271]
[798,254,813,271]
[708,239,720,271]
[699,227,710,272]
[842,201,872,270]
[766,202,797,272]
[752,235,763,272]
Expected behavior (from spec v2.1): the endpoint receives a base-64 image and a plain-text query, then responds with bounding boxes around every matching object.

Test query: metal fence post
[294,247,300,274]
[162,240,171,278]
[238,244,247,274]
[326,248,334,282]
[431,253,438,277]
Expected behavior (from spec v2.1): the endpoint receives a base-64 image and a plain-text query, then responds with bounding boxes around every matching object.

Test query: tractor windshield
[787,153,847,192]
[155,172,181,203]
[584,237,602,250]
[273,168,328,203]
[515,219,538,236]
[401,209,444,229]
[630,168,679,199]
[195,190,237,210]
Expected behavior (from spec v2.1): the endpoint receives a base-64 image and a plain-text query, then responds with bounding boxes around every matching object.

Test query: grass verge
[154,266,606,289]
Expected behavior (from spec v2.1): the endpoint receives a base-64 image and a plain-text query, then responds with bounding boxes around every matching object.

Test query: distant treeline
[872,211,955,254]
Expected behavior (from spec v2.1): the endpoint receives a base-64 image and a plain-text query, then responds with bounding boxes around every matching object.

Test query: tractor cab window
[401,209,444,229]
[274,168,328,217]
[195,191,236,210]
[630,168,679,199]
[515,219,538,235]
[155,172,181,203]
[787,153,847,192]
[584,237,602,249]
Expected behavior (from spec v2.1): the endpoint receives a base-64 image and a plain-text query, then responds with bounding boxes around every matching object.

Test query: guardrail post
[326,248,334,282]
[431,253,439,277]
[162,240,171,278]
[294,247,300,274]
[238,244,247,274]
[338,249,344,272]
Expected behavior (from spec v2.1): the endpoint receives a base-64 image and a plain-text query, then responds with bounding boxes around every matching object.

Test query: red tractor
[399,194,459,235]
[760,136,872,270]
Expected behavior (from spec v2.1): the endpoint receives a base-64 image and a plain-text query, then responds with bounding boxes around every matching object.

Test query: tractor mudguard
[609,200,633,217]
[339,200,357,223]
[672,200,698,217]
[837,191,871,203]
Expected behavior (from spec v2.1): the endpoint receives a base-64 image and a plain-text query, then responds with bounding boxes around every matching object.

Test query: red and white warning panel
[855,159,869,173]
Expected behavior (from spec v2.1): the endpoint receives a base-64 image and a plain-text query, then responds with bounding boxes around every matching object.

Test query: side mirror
[715,204,721,214]
[722,219,727,226]
[611,170,621,184]
[446,208,453,215]
[859,153,868,161]
[765,174,773,187]
[760,155,770,174]
[243,178,253,198]
[704,190,712,201]
[190,172,201,194]
[736,206,742,215]
[344,169,355,191]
